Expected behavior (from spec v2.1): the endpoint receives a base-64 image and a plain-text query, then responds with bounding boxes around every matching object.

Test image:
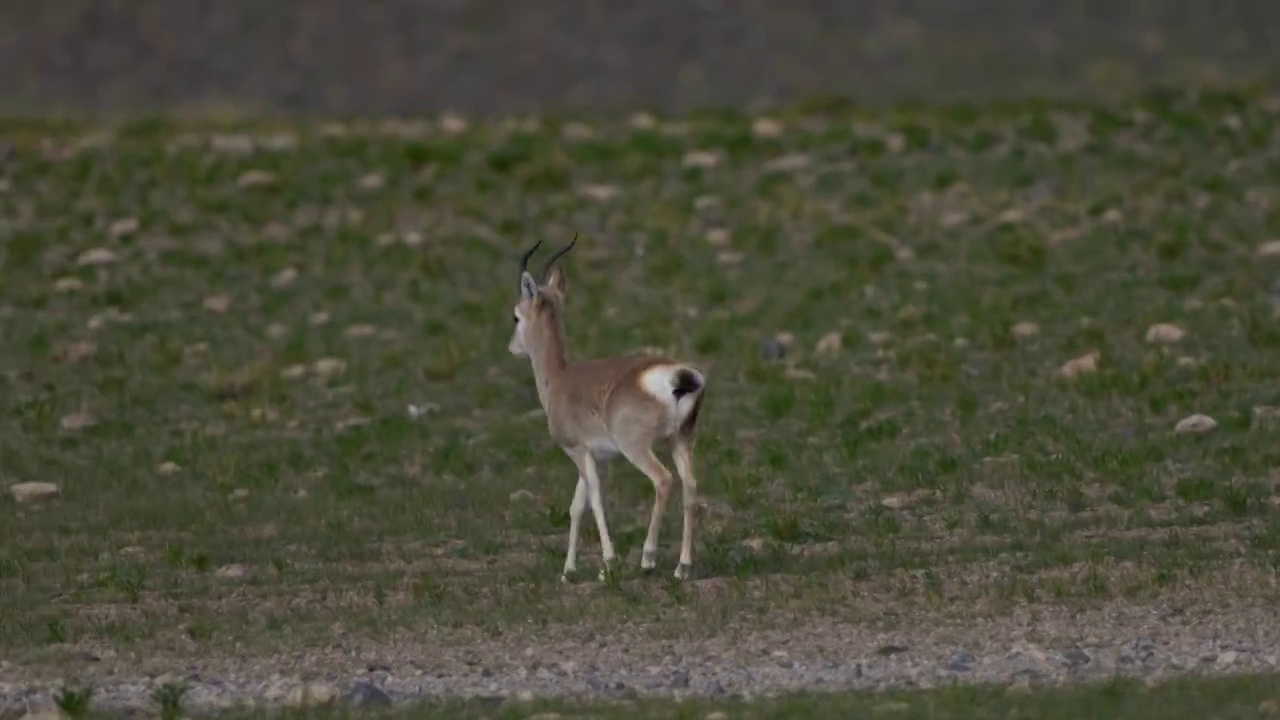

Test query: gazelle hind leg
[671,435,698,580]
[617,443,675,573]
[561,475,588,581]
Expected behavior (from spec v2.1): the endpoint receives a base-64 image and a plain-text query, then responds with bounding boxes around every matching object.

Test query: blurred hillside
[2,0,1279,116]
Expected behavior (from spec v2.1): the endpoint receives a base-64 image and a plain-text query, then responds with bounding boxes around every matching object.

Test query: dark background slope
[3,0,1279,116]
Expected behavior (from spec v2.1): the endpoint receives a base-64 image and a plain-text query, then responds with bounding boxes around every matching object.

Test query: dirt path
[3,574,1277,713]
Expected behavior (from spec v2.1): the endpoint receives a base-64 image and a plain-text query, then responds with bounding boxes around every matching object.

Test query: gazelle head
[508,236,576,357]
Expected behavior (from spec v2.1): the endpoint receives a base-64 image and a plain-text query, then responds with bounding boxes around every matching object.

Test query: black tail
[671,368,703,401]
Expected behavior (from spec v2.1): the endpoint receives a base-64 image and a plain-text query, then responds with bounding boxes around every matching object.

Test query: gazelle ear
[545,265,567,295]
[519,271,538,301]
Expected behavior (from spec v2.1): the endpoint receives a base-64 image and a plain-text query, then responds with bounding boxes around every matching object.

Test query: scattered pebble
[271,267,299,288]
[53,277,85,293]
[58,341,97,363]
[868,332,893,347]
[763,153,811,172]
[356,172,385,191]
[1174,414,1217,434]
[285,682,340,707]
[344,681,392,707]
[439,114,469,134]
[509,489,536,503]
[1256,240,1280,258]
[705,228,731,247]
[108,217,139,238]
[1058,351,1100,378]
[77,248,119,266]
[344,324,378,339]
[280,364,309,381]
[628,113,657,130]
[309,311,331,326]
[203,294,232,313]
[9,482,61,503]
[236,170,276,188]
[751,117,784,139]
[1062,648,1091,667]
[578,183,620,202]
[682,150,721,169]
[214,564,251,580]
[156,461,181,475]
[59,411,95,431]
[815,331,842,356]
[760,333,793,361]
[1145,323,1185,344]
[311,358,347,381]
[1011,321,1040,339]
[407,403,440,419]
[229,488,250,501]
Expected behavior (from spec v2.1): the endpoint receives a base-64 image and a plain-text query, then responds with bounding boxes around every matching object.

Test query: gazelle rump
[508,237,707,581]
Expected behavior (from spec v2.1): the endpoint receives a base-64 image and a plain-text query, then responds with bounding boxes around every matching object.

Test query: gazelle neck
[527,317,568,409]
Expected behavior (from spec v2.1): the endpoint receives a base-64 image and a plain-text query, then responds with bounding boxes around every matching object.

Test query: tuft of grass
[55,684,94,720]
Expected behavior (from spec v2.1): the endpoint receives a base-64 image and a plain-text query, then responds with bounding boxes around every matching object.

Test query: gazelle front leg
[567,447,617,580]
[561,475,588,581]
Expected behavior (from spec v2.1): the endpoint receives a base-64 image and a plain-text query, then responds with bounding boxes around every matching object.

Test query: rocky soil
[3,589,1277,715]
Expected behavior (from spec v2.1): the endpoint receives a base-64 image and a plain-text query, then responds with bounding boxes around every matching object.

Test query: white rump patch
[638,364,703,433]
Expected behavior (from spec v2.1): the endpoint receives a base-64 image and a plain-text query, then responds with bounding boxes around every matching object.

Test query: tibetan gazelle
[508,237,707,582]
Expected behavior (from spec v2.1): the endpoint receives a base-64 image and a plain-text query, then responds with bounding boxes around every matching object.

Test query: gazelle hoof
[673,563,693,581]
[640,550,657,572]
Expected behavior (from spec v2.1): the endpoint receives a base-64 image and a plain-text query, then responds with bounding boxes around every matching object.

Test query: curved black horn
[540,233,578,279]
[517,240,543,285]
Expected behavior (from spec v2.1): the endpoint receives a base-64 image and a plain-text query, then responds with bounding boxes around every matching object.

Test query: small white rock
[1011,321,1040,339]
[344,324,378,339]
[285,682,340,707]
[10,482,61,503]
[156,461,181,475]
[1174,413,1217,434]
[682,150,721,169]
[311,357,347,381]
[1145,323,1185,344]
[53,277,85,293]
[203,294,232,313]
[59,411,95,431]
[77,248,119,266]
[108,217,139,238]
[1256,240,1280,258]
[271,267,299,288]
[236,169,276,188]
[751,117,784,139]
[815,331,843,356]
[705,228,731,248]
[1058,351,1100,378]
[214,563,251,580]
[280,364,309,381]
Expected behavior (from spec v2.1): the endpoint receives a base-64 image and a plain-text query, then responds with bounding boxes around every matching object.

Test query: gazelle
[508,237,707,582]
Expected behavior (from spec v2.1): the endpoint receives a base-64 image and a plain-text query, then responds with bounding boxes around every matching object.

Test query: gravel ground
[3,0,1280,116]
[3,588,1277,714]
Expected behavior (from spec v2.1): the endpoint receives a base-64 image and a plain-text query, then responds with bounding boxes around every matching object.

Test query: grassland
[2,88,1280,713]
